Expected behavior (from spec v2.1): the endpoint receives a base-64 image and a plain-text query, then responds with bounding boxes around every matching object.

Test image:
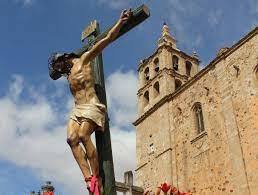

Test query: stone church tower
[136,23,199,115]
[134,24,258,195]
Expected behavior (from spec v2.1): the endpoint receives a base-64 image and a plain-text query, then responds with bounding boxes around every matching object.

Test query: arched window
[192,102,205,134]
[144,67,150,81]
[172,55,179,70]
[143,91,149,107]
[154,58,160,73]
[175,79,182,90]
[255,65,258,80]
[153,82,160,98]
[186,61,192,76]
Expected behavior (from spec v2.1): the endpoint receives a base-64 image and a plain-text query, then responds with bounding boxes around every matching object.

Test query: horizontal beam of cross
[115,181,144,194]
[74,4,150,56]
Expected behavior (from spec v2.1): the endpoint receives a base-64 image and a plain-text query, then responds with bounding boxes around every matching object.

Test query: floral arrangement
[143,182,192,195]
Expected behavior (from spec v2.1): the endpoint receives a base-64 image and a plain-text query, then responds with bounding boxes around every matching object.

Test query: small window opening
[172,55,179,71]
[175,79,182,90]
[186,61,192,76]
[143,91,149,107]
[144,67,150,81]
[154,58,160,73]
[153,82,160,98]
[193,103,205,134]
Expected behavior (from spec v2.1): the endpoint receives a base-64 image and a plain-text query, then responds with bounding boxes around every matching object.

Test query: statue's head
[48,52,78,80]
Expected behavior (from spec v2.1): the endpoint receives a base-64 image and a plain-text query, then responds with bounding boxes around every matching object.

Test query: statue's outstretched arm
[80,9,132,63]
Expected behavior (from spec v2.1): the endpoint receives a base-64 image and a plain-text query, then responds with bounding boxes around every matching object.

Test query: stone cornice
[167,46,200,64]
[174,71,189,81]
[135,147,172,171]
[190,131,208,144]
[133,26,258,126]
[135,162,147,172]
[155,147,172,158]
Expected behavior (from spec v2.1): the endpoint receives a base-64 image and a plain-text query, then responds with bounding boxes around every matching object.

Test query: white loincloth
[70,103,106,131]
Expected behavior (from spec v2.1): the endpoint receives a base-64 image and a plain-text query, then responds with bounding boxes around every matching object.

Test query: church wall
[136,102,172,190]
[168,67,227,194]
[167,32,257,195]
[221,33,258,194]
[135,26,257,195]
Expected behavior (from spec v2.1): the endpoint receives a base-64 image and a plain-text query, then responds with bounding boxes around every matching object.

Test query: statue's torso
[67,58,100,105]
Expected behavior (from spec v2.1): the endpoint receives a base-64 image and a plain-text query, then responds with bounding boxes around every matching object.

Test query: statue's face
[49,53,76,80]
[53,58,71,75]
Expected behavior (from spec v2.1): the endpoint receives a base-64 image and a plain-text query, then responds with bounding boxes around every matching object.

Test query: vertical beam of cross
[79,6,150,194]
[86,22,117,195]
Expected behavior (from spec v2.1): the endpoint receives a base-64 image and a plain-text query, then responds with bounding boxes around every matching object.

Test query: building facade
[134,24,258,194]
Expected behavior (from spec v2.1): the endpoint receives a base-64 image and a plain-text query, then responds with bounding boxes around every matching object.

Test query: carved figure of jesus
[48,9,132,194]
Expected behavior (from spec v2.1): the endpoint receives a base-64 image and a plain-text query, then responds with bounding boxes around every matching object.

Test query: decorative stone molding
[155,147,172,159]
[217,47,230,57]
[190,131,207,144]
[190,131,209,160]
[135,162,148,171]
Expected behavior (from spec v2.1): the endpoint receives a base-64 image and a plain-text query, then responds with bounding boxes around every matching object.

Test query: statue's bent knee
[67,137,78,147]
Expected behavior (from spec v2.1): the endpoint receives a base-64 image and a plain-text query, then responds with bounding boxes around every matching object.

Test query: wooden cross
[78,5,150,195]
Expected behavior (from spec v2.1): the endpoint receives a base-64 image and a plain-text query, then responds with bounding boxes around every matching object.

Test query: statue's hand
[119,9,132,24]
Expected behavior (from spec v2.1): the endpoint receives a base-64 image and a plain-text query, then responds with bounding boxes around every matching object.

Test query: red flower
[43,192,53,195]
[160,182,171,192]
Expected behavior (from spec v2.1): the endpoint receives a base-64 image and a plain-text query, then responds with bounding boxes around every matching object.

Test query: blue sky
[0,0,257,194]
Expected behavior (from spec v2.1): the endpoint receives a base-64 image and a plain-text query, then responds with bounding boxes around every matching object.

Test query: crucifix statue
[48,5,149,195]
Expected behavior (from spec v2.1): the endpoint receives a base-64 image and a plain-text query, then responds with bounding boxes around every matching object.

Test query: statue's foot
[85,176,93,195]
[85,175,101,195]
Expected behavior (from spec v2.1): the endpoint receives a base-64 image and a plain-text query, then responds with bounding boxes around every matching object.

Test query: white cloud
[167,0,204,49]
[15,0,35,6]
[0,70,138,194]
[97,0,132,9]
[194,34,203,48]
[208,9,223,27]
[8,74,24,100]
[111,125,136,181]
[23,0,33,5]
[105,69,138,179]
[0,76,80,193]
[169,0,202,15]
[106,70,138,127]
[249,0,258,14]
